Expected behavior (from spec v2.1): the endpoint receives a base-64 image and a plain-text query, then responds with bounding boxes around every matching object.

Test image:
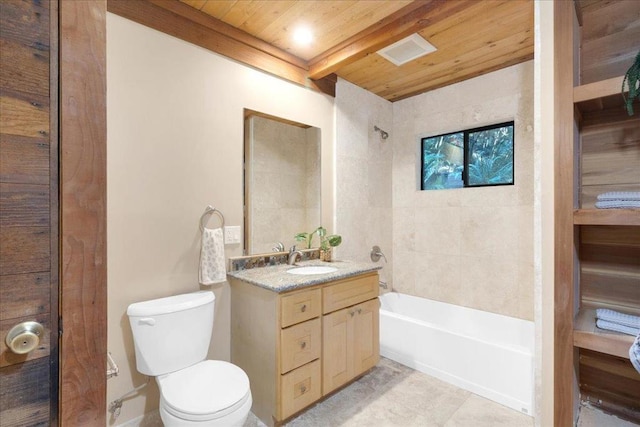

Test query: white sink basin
[286,266,338,275]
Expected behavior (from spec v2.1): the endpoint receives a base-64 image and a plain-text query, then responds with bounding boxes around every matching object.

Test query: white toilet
[127,291,252,426]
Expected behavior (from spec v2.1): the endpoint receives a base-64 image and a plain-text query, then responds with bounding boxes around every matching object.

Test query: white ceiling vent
[377,34,437,66]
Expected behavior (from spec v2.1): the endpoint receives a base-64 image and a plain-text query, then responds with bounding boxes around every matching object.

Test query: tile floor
[130,356,636,426]
[243,357,534,427]
[577,405,639,427]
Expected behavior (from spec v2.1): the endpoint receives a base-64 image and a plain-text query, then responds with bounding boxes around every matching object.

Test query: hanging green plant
[622,50,640,116]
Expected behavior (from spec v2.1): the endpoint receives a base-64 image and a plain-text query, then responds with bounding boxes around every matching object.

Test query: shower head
[374,125,389,140]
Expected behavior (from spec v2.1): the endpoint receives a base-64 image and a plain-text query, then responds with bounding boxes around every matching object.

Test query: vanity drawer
[323,272,378,314]
[280,318,321,374]
[280,359,321,420]
[280,288,321,328]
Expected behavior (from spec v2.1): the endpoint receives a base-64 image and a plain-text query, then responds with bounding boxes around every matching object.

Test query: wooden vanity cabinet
[322,274,380,394]
[229,271,379,426]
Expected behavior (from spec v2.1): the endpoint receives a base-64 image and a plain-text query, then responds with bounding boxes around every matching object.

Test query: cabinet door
[353,299,380,376]
[322,306,353,394]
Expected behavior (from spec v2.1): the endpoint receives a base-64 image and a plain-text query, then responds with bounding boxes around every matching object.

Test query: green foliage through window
[421,122,514,190]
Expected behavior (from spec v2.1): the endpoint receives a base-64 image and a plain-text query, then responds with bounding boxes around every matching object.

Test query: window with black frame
[421,121,514,190]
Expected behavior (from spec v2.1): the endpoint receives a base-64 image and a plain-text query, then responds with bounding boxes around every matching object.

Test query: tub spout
[379,280,388,289]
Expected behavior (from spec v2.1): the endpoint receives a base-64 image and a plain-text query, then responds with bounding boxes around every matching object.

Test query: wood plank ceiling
[178,0,534,101]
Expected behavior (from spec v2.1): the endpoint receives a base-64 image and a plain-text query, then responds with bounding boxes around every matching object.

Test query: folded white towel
[631,332,640,374]
[597,191,640,201]
[595,200,640,209]
[199,227,226,285]
[595,319,640,336]
[596,308,640,329]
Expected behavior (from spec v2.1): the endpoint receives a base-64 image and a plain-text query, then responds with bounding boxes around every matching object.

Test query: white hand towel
[199,227,226,285]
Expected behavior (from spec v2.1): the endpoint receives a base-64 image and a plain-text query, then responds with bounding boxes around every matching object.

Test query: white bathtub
[379,292,534,415]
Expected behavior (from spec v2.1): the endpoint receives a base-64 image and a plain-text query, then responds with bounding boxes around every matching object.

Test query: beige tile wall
[335,79,394,286]
[391,61,535,321]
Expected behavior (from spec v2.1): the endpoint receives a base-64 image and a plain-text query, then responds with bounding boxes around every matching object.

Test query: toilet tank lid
[127,291,215,317]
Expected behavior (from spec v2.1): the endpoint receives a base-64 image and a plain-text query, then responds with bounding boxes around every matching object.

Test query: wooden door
[322,307,353,394]
[353,299,379,376]
[0,0,59,425]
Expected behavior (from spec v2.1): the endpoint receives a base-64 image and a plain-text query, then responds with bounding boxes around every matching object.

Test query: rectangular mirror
[244,110,321,254]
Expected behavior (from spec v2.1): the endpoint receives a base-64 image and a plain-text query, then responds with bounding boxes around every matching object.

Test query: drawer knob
[300,304,307,312]
[350,310,355,317]
[300,341,306,349]
[300,385,307,394]
[357,308,362,314]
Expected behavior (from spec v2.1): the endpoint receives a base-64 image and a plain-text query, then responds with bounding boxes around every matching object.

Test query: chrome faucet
[288,246,303,265]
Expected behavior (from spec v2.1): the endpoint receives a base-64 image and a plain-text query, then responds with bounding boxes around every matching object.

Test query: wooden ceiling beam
[148,0,307,70]
[307,0,477,80]
[107,0,336,97]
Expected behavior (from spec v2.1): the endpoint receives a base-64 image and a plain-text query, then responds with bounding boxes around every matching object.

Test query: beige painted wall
[391,61,535,321]
[334,79,394,284]
[106,13,334,425]
[246,116,320,254]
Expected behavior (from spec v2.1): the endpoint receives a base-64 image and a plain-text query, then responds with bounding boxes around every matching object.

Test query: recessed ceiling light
[293,27,313,45]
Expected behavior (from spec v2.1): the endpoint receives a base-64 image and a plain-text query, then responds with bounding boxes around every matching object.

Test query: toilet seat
[157,360,251,422]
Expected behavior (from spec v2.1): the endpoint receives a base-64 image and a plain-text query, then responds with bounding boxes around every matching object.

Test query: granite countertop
[227,259,382,293]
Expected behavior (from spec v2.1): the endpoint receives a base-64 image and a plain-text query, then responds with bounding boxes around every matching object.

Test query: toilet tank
[127,291,215,376]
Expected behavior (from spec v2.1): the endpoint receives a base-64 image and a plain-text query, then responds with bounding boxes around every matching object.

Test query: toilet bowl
[157,360,251,427]
[127,291,252,427]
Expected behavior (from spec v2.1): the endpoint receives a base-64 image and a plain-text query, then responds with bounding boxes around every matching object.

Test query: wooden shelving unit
[574,209,640,226]
[573,306,635,360]
[555,1,640,424]
[574,75,636,129]
[574,75,624,104]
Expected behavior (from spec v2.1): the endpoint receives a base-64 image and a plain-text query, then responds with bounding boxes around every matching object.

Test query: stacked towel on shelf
[596,319,639,336]
[595,308,640,336]
[631,332,640,374]
[595,191,640,209]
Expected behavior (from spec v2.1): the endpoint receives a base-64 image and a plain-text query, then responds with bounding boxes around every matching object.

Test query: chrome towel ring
[199,205,225,231]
